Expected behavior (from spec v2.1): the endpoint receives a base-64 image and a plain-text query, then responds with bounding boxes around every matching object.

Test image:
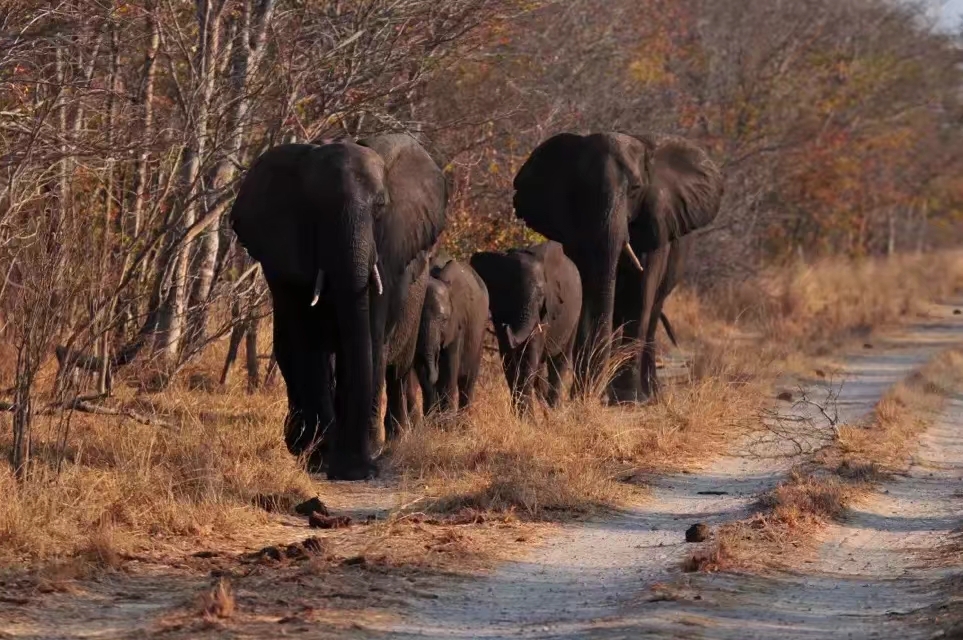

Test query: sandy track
[369,304,963,640]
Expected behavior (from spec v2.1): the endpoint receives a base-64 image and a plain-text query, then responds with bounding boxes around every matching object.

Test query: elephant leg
[641,291,669,400]
[383,365,408,440]
[609,258,645,405]
[507,340,541,418]
[327,292,377,481]
[437,346,459,414]
[406,369,422,428]
[458,351,481,411]
[545,350,570,408]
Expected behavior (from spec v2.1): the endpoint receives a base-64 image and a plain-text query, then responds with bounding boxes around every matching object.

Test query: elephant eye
[374,193,387,207]
[628,183,644,196]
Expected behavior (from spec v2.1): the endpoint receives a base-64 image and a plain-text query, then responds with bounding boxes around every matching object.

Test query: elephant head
[512,132,723,392]
[416,276,453,408]
[470,249,548,351]
[232,142,387,298]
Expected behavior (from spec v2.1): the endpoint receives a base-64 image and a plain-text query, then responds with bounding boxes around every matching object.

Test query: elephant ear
[512,133,587,246]
[628,134,724,254]
[230,144,317,283]
[358,134,447,279]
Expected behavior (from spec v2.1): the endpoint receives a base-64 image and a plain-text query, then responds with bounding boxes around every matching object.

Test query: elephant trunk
[330,288,374,473]
[571,222,624,398]
[503,303,540,351]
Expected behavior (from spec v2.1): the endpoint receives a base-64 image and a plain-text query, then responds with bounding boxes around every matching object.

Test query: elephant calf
[414,259,490,416]
[471,241,582,415]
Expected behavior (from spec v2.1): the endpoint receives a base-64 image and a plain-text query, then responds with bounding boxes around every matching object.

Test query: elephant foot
[305,448,328,474]
[326,456,379,481]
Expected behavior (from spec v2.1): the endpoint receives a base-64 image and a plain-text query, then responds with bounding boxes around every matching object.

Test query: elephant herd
[229,132,724,481]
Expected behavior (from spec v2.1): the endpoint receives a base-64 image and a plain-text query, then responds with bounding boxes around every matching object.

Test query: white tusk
[310,269,324,307]
[623,241,644,273]
[372,264,384,296]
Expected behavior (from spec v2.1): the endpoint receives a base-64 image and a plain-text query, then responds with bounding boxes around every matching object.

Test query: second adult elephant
[230,134,446,480]
[471,241,582,415]
[512,132,723,403]
[414,259,489,416]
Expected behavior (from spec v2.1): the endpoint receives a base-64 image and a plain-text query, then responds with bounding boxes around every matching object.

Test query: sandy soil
[2,304,962,639]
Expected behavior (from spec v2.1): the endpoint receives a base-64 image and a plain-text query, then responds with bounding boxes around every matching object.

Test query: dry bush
[682,532,736,573]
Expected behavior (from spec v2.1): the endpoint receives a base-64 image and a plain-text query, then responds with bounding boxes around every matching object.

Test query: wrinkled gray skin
[414,259,490,417]
[512,132,723,404]
[229,134,446,481]
[471,241,582,415]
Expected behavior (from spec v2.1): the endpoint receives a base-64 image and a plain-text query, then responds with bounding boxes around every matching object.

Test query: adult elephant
[230,134,446,480]
[512,132,722,403]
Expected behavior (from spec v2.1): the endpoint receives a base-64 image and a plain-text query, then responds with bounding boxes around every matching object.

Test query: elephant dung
[685,523,711,543]
[308,513,352,529]
[294,497,330,517]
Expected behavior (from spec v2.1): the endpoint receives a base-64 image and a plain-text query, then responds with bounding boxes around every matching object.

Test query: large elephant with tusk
[229,133,446,480]
[512,132,723,404]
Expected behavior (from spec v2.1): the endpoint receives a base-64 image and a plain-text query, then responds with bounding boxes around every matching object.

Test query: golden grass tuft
[198,577,236,619]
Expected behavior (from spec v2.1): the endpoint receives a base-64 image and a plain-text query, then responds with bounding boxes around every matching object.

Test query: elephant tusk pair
[623,241,644,273]
[308,264,383,307]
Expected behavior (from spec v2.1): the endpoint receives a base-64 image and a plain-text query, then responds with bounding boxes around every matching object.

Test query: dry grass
[0,375,314,564]
[667,251,963,358]
[388,341,766,517]
[0,251,960,572]
[689,347,963,572]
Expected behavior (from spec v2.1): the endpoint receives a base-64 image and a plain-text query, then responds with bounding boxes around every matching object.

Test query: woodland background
[2,0,963,474]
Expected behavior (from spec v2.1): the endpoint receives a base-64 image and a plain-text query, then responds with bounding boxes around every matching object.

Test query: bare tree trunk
[245,308,260,392]
[185,0,276,352]
[98,24,120,396]
[916,201,928,255]
[219,299,245,386]
[264,351,278,387]
[156,0,224,367]
[887,208,896,257]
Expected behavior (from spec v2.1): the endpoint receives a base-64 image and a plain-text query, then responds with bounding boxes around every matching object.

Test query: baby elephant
[414,259,490,415]
[471,241,582,415]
